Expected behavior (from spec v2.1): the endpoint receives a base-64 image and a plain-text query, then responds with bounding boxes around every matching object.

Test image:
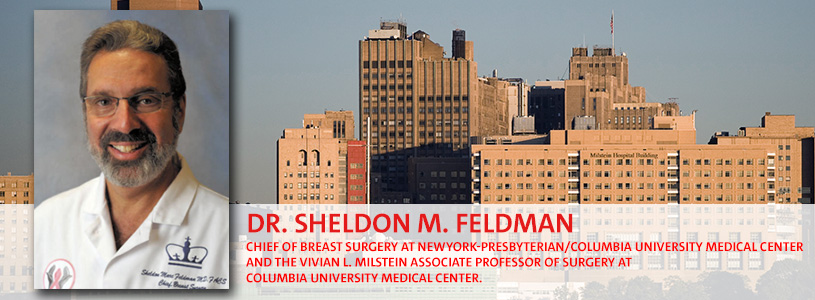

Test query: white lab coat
[34,155,229,289]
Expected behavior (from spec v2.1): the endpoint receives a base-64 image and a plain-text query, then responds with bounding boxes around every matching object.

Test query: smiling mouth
[109,142,148,153]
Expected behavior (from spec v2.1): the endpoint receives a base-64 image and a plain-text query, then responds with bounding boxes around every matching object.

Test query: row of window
[575,63,616,68]
[362,60,413,68]
[613,106,652,110]
[684,195,769,202]
[419,171,468,178]
[418,107,468,113]
[370,142,467,153]
[685,182,770,189]
[281,172,335,178]
[481,157,771,167]
[0,265,33,276]
[483,182,668,190]
[482,158,577,166]
[0,191,29,197]
[417,182,467,189]
[362,72,412,79]
[417,194,469,202]
[0,182,29,188]
[483,170,667,178]
[484,169,776,178]
[363,96,412,102]
[614,116,645,124]
[370,143,414,150]
[370,131,470,139]
[480,180,779,191]
[281,183,335,190]
[282,194,336,201]
[482,193,772,203]
[361,95,471,102]
[363,107,470,114]
[366,119,469,127]
[480,169,788,180]
[362,84,413,90]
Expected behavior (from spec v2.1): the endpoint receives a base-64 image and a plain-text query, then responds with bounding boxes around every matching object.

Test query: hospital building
[472,113,815,204]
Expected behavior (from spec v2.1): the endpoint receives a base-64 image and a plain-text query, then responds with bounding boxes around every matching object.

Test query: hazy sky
[2,0,814,203]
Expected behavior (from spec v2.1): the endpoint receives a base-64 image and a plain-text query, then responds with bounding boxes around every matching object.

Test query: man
[35,20,228,289]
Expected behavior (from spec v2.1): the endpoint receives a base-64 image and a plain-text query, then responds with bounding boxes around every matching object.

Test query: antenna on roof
[560,64,568,81]
[611,10,615,55]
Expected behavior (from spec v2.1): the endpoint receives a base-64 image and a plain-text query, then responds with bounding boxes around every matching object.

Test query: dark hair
[80,20,185,100]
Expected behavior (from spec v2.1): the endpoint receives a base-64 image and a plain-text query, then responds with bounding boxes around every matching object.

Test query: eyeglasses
[82,92,172,117]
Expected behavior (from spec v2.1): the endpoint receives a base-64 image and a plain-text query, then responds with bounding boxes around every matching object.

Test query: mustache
[99,128,157,146]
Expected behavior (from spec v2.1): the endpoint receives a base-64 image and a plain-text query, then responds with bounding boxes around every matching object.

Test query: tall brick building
[277,111,367,204]
[359,21,510,203]
[531,46,679,133]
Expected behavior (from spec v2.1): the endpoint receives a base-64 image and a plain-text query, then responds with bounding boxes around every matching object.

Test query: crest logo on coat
[166,236,208,269]
[44,259,76,289]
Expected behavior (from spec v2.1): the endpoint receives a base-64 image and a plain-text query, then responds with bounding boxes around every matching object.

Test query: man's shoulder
[186,183,229,226]
[35,177,100,216]
[194,184,229,204]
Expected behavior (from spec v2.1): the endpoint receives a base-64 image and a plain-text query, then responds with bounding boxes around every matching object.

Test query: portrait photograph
[33,10,229,289]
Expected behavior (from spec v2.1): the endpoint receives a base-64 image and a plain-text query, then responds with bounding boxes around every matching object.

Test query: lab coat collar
[80,153,197,226]
[79,153,198,256]
[152,154,197,225]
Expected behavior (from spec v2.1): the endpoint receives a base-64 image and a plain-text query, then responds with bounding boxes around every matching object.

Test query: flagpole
[611,10,615,55]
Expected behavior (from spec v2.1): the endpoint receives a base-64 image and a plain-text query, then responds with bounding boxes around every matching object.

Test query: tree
[624,276,663,300]
[606,277,628,300]
[664,275,710,300]
[699,271,758,300]
[581,281,609,300]
[756,259,815,300]
[555,284,580,300]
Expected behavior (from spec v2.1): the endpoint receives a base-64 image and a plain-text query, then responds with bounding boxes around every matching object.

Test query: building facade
[359,21,510,203]
[472,113,814,204]
[346,140,368,204]
[0,173,34,294]
[527,47,679,132]
[0,173,33,205]
[277,111,367,204]
[529,81,566,133]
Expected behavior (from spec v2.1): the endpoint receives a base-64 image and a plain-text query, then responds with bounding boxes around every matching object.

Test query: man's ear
[176,94,186,133]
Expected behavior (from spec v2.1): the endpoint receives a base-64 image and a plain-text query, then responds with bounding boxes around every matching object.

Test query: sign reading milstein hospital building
[589,152,660,159]
[472,113,814,204]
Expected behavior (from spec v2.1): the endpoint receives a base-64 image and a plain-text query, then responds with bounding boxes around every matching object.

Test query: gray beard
[88,135,178,188]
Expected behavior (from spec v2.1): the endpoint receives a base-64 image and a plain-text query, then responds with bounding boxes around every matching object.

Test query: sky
[1,0,814,203]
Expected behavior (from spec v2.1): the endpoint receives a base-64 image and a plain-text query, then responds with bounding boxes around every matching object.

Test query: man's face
[85,48,185,187]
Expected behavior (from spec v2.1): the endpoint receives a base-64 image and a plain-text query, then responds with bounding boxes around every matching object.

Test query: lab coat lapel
[80,174,117,263]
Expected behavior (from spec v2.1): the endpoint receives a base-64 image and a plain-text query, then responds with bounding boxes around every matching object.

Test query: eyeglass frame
[81,92,173,117]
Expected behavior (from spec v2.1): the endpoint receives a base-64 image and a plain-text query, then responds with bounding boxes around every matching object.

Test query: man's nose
[109,100,142,132]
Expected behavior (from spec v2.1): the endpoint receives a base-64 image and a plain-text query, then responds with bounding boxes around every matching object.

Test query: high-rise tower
[359,21,508,203]
[561,47,678,131]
